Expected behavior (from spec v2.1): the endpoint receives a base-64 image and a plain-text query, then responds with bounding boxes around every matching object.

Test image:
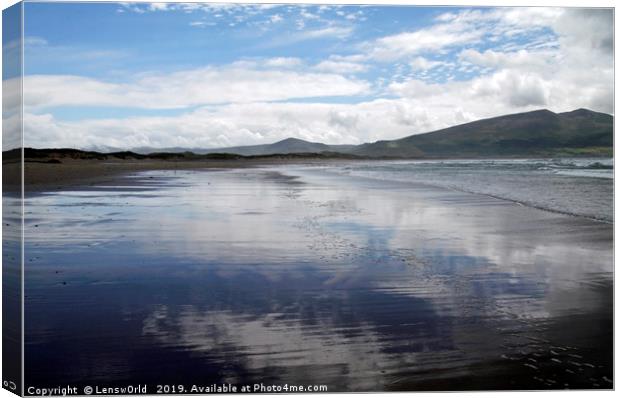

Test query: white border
[0,2,616,398]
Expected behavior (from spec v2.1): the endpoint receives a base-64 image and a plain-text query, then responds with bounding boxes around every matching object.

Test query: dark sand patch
[3,158,354,193]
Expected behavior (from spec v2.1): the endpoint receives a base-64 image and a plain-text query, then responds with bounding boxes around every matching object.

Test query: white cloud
[409,57,447,71]
[119,2,279,15]
[470,70,550,108]
[262,57,302,68]
[384,7,613,114]
[390,60,609,117]
[360,7,566,63]
[293,25,353,40]
[300,9,320,20]
[147,3,172,12]
[23,36,129,68]
[363,22,482,61]
[23,62,370,110]
[361,10,516,62]
[231,57,303,69]
[314,59,367,74]
[24,86,562,150]
[458,49,556,74]
[262,25,354,48]
[23,99,456,149]
[387,79,443,99]
[23,63,613,150]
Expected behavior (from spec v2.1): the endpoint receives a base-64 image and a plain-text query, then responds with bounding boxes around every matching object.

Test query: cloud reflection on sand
[24,166,612,390]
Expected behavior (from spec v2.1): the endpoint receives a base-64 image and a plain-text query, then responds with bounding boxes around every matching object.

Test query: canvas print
[1,1,614,395]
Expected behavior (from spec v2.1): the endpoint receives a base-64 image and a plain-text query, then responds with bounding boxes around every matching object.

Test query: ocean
[325,158,613,222]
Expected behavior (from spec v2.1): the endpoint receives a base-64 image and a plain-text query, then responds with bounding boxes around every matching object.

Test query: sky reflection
[24,166,612,390]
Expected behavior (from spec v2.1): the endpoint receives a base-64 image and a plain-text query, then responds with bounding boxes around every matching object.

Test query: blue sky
[10,2,614,149]
[25,4,437,75]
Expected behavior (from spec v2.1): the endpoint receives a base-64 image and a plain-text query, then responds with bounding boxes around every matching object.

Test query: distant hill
[13,108,613,159]
[173,108,612,158]
[127,138,356,156]
[203,137,357,156]
[352,108,613,158]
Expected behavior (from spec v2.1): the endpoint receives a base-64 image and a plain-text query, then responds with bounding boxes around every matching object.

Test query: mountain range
[126,108,612,158]
[25,108,610,160]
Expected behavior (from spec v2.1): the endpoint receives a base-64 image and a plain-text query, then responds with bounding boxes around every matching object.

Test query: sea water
[327,158,613,222]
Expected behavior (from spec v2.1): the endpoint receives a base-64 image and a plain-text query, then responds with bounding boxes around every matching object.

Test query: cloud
[555,9,613,53]
[385,7,613,113]
[470,70,549,108]
[458,49,555,73]
[257,23,355,49]
[390,59,609,116]
[23,65,612,150]
[23,99,455,150]
[300,9,320,20]
[271,25,354,47]
[301,26,353,39]
[146,3,173,12]
[229,57,303,69]
[314,57,368,74]
[22,6,613,151]
[118,2,278,14]
[188,21,214,27]
[409,57,448,72]
[23,35,129,70]
[262,57,302,68]
[24,87,565,151]
[363,22,482,61]
[23,62,370,110]
[387,80,443,99]
[359,7,566,63]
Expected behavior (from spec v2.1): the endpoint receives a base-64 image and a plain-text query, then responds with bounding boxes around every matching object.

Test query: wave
[328,158,613,223]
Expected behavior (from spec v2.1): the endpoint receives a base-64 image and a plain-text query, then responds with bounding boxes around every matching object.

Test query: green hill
[13,108,613,160]
[353,108,613,158]
[205,137,357,156]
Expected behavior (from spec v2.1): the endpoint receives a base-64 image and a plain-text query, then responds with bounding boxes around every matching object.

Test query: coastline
[5,156,612,224]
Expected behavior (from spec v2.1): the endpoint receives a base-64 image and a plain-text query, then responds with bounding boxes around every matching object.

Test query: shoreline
[2,157,614,225]
[299,163,614,225]
[4,157,612,224]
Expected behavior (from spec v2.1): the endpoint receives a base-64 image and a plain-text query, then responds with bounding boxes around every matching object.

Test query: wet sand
[20,164,613,391]
[3,157,355,193]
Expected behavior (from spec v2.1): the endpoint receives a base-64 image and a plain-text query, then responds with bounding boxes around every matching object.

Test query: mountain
[204,137,357,156]
[102,108,612,159]
[352,108,613,158]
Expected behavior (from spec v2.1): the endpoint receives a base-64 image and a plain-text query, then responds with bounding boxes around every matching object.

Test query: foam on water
[326,158,613,222]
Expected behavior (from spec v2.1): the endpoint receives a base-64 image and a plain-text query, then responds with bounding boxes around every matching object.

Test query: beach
[21,161,613,391]
[4,157,353,193]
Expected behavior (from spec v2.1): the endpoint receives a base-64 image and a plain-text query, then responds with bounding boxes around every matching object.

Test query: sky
[7,1,615,149]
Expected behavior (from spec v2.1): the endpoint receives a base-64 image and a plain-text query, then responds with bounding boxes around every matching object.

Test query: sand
[2,157,355,193]
[10,160,613,390]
